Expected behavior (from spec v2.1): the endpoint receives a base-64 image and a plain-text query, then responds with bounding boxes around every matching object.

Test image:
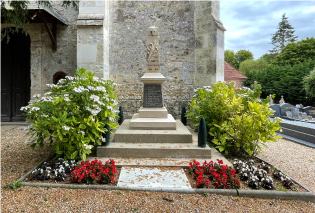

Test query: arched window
[53,71,66,84]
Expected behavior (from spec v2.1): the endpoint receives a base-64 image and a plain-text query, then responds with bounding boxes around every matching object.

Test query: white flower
[31,107,40,111]
[65,76,75,81]
[44,92,52,96]
[78,131,85,135]
[64,94,69,97]
[74,87,82,93]
[83,144,93,150]
[20,106,29,111]
[33,94,41,98]
[100,136,106,142]
[64,97,70,102]
[93,76,99,81]
[96,86,106,92]
[57,79,66,84]
[63,126,70,131]
[91,117,95,122]
[41,96,53,102]
[113,83,117,87]
[47,84,57,88]
[88,86,96,91]
[90,95,100,102]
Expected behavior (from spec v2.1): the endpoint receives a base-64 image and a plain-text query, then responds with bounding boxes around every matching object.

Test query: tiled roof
[224,61,247,80]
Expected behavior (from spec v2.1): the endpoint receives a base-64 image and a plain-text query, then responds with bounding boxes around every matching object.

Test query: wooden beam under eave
[39,12,57,51]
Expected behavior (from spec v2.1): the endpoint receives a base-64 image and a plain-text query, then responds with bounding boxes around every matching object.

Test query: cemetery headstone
[298,112,303,120]
[292,107,299,118]
[286,111,293,118]
[302,112,307,120]
[279,95,285,105]
[304,106,315,118]
[270,104,280,117]
[269,94,274,105]
[280,103,294,116]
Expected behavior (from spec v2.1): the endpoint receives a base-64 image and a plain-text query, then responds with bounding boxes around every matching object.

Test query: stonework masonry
[3,1,225,119]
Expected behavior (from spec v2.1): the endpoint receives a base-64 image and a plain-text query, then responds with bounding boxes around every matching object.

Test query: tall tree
[271,37,315,66]
[234,50,254,70]
[224,49,254,70]
[269,13,298,55]
[224,50,236,68]
[1,1,78,43]
[239,58,269,75]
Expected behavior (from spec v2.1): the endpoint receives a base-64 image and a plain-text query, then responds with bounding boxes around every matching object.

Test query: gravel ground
[1,126,315,212]
[258,138,315,193]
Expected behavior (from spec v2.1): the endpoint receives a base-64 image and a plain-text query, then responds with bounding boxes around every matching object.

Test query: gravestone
[279,95,285,105]
[286,111,293,118]
[269,94,274,105]
[302,112,307,120]
[298,112,303,120]
[269,104,280,117]
[304,106,315,118]
[292,107,299,118]
[280,103,294,116]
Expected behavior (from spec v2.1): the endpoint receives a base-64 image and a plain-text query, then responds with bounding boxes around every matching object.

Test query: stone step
[280,123,315,136]
[281,127,315,144]
[97,143,211,159]
[114,119,192,143]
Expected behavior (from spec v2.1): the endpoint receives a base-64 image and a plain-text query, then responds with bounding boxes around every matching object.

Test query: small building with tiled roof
[224,61,247,88]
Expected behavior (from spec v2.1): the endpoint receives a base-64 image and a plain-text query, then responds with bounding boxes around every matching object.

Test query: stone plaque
[280,103,294,116]
[143,84,163,107]
[304,106,315,118]
[269,104,280,117]
[286,111,293,118]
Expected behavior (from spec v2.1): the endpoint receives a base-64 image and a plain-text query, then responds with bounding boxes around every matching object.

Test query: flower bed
[24,158,120,186]
[186,159,307,192]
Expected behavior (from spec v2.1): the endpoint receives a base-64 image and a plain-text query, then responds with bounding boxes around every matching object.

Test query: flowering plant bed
[185,159,307,192]
[24,158,120,186]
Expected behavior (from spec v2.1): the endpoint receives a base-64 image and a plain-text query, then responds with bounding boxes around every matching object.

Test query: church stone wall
[23,2,78,98]
[109,1,196,118]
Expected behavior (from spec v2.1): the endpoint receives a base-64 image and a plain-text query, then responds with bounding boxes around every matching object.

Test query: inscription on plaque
[143,85,163,107]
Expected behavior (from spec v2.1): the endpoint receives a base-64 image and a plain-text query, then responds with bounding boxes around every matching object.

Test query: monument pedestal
[97,26,211,159]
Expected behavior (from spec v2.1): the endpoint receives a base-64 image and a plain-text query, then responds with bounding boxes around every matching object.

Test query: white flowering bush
[186,81,282,157]
[21,68,119,160]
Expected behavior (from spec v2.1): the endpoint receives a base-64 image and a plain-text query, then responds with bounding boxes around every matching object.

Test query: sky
[220,1,315,59]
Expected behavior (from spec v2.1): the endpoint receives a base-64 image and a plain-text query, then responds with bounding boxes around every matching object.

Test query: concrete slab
[130,114,176,130]
[86,157,233,168]
[97,142,211,158]
[114,119,192,143]
[117,167,191,188]
[138,107,168,118]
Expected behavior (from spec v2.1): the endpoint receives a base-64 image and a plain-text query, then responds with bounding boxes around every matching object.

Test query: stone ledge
[130,114,176,130]
[77,20,103,26]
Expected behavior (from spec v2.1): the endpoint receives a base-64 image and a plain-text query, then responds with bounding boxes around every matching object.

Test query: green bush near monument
[21,68,119,160]
[186,81,281,157]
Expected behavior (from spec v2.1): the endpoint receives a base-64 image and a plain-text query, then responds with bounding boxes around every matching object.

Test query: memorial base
[130,113,176,130]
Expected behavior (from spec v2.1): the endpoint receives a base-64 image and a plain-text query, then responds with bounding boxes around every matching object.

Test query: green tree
[269,13,298,55]
[244,59,315,105]
[224,50,236,68]
[239,58,269,75]
[1,1,78,43]
[225,49,254,70]
[303,67,315,97]
[259,53,274,64]
[271,37,315,66]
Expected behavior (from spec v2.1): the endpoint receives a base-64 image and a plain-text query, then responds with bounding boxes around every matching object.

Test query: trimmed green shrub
[21,68,119,160]
[244,59,315,105]
[186,82,281,157]
[303,68,315,97]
